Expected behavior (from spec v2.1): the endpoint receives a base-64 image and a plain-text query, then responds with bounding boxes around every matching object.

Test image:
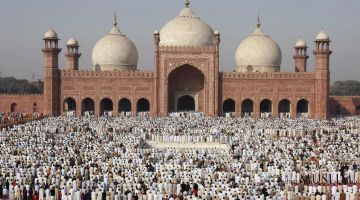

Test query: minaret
[314,31,332,71]
[294,39,309,72]
[153,30,160,116]
[42,28,62,116]
[65,38,81,70]
[313,30,332,119]
[214,30,221,115]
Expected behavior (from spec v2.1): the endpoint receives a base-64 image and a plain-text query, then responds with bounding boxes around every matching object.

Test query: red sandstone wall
[1,92,359,117]
[329,96,360,115]
[0,94,44,113]
[220,72,317,118]
[59,70,156,116]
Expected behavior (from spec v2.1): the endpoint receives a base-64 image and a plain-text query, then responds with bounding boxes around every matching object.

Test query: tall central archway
[168,64,204,112]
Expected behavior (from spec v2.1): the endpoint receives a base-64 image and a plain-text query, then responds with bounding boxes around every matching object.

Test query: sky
[0,0,359,82]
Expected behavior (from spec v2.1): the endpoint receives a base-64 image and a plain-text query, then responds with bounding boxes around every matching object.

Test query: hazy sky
[0,0,359,82]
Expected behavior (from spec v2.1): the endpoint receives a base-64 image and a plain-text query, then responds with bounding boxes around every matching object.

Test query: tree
[0,77,43,94]
[330,80,360,96]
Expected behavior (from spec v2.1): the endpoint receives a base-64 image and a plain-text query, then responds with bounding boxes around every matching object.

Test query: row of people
[0,114,360,199]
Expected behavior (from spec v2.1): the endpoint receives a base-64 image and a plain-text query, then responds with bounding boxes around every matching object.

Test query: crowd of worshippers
[0,112,42,127]
[0,115,360,200]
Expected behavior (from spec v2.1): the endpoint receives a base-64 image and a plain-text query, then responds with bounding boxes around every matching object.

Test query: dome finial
[113,12,118,27]
[185,0,190,8]
[257,14,261,28]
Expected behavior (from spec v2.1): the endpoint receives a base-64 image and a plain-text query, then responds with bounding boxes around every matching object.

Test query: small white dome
[235,24,282,73]
[316,30,329,40]
[67,38,79,46]
[44,28,58,39]
[295,38,306,48]
[92,23,138,71]
[159,6,214,47]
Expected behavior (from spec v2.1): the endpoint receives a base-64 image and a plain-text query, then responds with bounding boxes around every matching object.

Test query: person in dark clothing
[185,183,191,193]
[261,187,269,198]
[102,190,106,200]
[29,188,33,200]
[0,185,3,198]
[181,182,186,193]
[5,180,9,190]
[22,186,27,200]
[86,190,92,200]
[50,187,56,198]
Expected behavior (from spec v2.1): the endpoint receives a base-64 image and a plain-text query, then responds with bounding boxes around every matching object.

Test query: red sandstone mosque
[0,1,359,118]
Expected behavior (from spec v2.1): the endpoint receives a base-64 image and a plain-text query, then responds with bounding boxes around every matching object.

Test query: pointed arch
[100,98,113,116]
[297,99,309,117]
[119,98,131,113]
[355,105,360,115]
[81,97,95,116]
[223,99,235,114]
[241,99,254,117]
[278,99,291,118]
[64,98,76,111]
[10,103,17,112]
[168,64,204,113]
[177,95,195,111]
[137,98,150,113]
[63,97,76,116]
[260,99,272,118]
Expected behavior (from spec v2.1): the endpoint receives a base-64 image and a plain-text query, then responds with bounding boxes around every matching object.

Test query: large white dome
[159,3,214,47]
[92,21,138,71]
[235,23,282,73]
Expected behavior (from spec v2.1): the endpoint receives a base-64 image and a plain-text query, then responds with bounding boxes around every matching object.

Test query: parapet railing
[221,71,316,79]
[60,70,155,78]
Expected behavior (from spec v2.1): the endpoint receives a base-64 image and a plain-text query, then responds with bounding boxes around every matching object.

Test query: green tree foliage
[0,77,43,94]
[330,80,360,96]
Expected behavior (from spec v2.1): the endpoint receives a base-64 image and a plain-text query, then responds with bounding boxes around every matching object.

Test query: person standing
[33,191,39,200]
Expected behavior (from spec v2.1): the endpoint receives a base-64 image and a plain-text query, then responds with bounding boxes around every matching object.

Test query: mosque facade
[0,2,360,119]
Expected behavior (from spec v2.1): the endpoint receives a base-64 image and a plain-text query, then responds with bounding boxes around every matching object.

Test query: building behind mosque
[0,1,359,119]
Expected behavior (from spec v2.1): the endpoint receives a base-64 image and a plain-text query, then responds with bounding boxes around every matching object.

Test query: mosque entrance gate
[167,64,205,113]
[154,30,220,117]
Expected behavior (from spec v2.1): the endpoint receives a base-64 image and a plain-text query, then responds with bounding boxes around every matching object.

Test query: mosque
[0,1,359,118]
